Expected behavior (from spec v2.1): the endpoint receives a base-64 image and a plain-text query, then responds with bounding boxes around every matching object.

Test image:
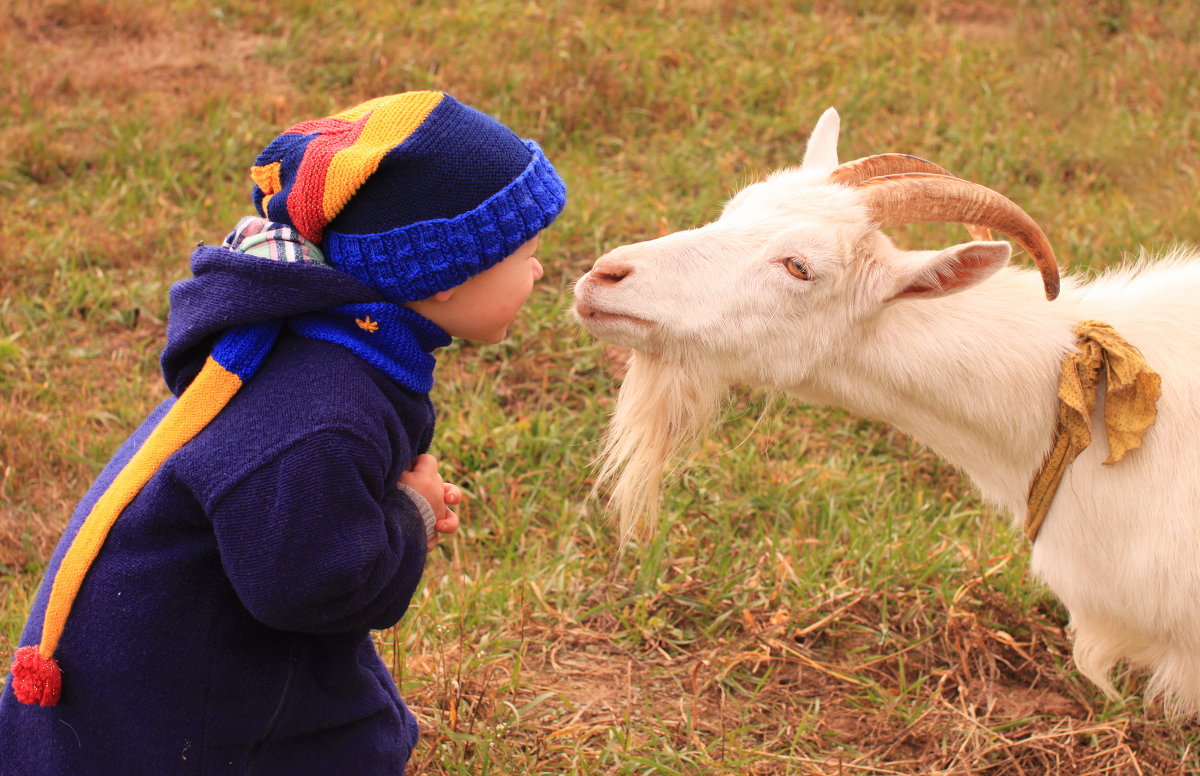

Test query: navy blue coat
[1,247,436,774]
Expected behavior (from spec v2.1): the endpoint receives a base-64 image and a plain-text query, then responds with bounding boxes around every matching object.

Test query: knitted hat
[250,91,567,302]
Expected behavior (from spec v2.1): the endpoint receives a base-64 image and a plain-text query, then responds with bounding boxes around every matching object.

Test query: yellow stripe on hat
[251,161,283,218]
[37,356,243,658]
[329,94,401,122]
[321,91,445,223]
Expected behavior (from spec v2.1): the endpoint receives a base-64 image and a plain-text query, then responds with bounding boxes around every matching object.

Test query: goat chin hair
[594,351,727,544]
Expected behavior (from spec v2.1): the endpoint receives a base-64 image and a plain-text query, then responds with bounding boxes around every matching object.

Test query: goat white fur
[573,108,1200,714]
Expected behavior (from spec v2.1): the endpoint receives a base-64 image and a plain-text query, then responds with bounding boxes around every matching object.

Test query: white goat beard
[594,351,727,543]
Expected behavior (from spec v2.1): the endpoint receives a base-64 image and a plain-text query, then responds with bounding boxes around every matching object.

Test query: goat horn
[832,154,993,242]
[830,153,956,185]
[857,172,1060,300]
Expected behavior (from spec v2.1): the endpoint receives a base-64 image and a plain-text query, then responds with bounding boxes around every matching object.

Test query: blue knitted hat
[250,91,567,302]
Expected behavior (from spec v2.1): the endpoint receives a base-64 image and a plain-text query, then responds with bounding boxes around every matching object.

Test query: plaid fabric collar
[223,216,327,265]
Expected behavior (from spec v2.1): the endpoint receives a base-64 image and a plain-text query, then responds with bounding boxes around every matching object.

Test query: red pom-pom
[11,646,62,706]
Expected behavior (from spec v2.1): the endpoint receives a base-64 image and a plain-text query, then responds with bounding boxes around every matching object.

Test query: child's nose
[532,258,544,282]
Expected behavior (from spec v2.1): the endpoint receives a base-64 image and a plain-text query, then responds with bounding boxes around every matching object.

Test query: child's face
[407,236,544,343]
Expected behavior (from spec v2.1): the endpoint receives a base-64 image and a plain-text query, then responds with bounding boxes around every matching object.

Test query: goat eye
[783,257,811,281]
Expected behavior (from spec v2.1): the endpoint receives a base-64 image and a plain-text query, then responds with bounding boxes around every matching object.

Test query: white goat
[573,108,1200,714]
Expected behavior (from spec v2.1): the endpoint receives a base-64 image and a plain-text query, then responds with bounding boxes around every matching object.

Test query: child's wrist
[397,484,437,542]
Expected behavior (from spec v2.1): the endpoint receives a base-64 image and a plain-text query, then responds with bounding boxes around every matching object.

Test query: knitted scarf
[10,219,448,705]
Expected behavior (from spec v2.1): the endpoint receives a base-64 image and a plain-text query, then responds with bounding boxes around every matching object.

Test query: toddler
[0,91,566,775]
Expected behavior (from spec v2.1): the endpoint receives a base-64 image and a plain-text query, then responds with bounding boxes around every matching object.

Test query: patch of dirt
[934,1,1017,41]
[2,0,285,114]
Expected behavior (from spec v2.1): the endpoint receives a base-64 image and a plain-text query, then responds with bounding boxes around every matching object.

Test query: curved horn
[831,154,993,242]
[830,153,956,186]
[857,172,1060,300]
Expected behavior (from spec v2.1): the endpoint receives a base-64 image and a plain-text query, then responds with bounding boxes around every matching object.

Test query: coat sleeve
[208,427,429,633]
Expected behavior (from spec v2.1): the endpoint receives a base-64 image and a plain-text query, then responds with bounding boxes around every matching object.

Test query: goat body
[573,108,1200,713]
[822,253,1200,712]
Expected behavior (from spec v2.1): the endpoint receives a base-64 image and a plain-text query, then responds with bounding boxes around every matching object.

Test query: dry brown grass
[398,571,1195,774]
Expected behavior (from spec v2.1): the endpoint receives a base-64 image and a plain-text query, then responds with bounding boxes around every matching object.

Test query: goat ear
[889,241,1011,300]
[801,108,840,174]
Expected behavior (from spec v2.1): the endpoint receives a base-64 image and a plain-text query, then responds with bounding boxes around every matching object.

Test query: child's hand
[399,454,461,552]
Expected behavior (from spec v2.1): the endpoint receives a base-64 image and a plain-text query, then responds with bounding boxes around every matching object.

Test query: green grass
[2,0,1200,773]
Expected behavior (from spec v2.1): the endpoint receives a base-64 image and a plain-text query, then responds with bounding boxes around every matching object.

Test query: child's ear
[888,241,1011,301]
[430,289,456,303]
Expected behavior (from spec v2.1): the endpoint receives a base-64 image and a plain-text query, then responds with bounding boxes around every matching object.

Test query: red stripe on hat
[285,115,369,244]
[283,116,359,137]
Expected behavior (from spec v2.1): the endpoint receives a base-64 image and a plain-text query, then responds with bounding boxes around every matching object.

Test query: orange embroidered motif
[355,316,380,333]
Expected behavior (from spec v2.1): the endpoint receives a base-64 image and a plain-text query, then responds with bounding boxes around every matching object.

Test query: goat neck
[794,266,1080,522]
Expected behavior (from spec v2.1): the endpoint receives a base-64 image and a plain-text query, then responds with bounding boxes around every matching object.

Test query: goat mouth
[574,301,654,329]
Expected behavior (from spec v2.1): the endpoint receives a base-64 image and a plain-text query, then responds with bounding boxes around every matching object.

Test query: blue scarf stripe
[210,322,286,382]
[288,304,450,394]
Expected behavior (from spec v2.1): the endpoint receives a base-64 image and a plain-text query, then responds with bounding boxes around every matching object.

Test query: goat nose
[587,257,633,286]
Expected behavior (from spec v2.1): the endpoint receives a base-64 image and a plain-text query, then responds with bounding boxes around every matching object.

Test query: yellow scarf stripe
[320,91,444,223]
[38,356,243,657]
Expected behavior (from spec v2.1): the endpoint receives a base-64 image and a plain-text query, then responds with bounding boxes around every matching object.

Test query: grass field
[3,0,1200,773]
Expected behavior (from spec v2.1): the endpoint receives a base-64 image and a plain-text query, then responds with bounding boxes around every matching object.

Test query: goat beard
[594,350,728,544]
